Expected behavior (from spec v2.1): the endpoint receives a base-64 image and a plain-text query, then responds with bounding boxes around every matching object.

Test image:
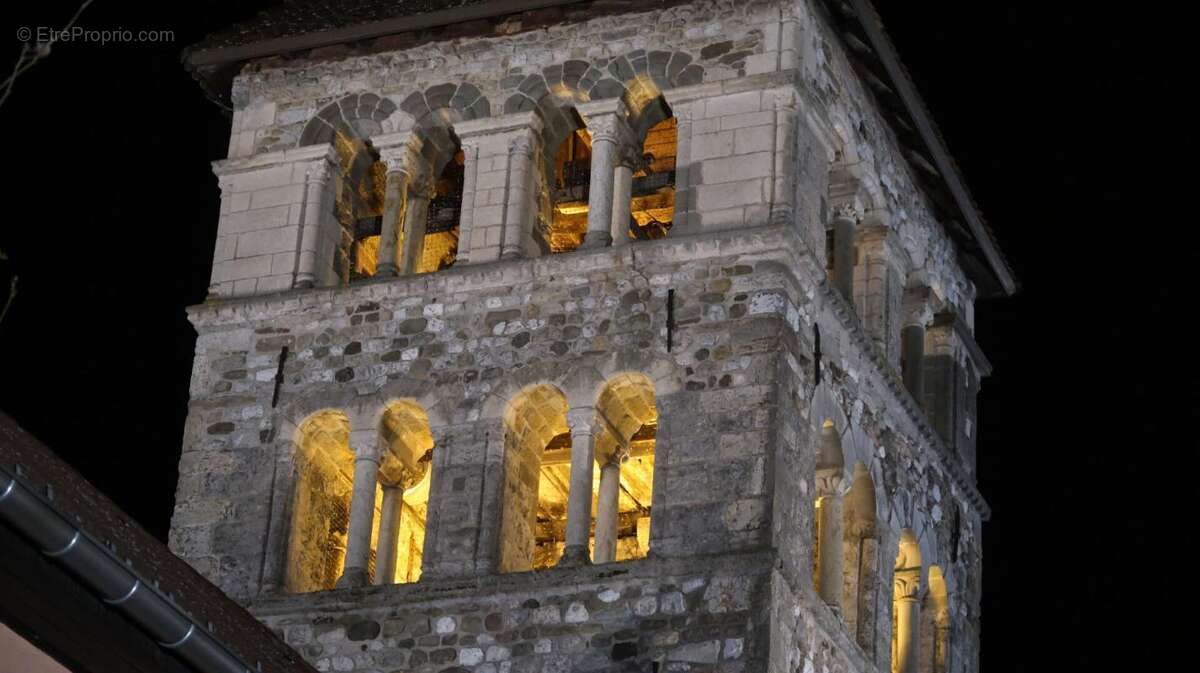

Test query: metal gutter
[0,465,254,673]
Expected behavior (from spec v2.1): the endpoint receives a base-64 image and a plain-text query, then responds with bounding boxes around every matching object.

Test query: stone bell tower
[173,2,1014,673]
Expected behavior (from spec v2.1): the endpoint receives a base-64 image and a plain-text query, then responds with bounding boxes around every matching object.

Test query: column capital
[566,406,598,434]
[893,569,921,600]
[814,468,844,498]
[831,202,861,223]
[580,98,634,146]
[378,140,421,175]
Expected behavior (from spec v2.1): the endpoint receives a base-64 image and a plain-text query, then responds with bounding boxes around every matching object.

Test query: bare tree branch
[0,0,95,109]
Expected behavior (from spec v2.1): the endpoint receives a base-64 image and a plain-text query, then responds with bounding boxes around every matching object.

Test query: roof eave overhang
[824,0,1018,298]
[185,0,591,69]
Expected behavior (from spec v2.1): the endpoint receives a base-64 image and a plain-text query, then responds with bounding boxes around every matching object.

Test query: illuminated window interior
[591,373,657,562]
[415,149,465,274]
[544,116,677,252]
[332,128,386,282]
[375,400,434,584]
[286,410,355,593]
[626,117,676,241]
[547,128,593,253]
[500,384,570,572]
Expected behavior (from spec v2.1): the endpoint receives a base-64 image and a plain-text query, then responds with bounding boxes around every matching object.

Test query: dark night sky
[0,2,1182,671]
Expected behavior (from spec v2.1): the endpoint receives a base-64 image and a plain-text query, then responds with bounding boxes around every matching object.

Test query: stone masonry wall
[173,224,984,673]
[253,553,769,673]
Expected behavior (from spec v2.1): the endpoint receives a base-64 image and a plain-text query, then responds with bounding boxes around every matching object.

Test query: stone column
[609,157,634,246]
[372,485,404,585]
[399,183,431,275]
[339,440,381,588]
[376,144,417,277]
[923,313,958,445]
[592,458,622,563]
[854,222,905,365]
[294,152,335,288]
[894,529,922,673]
[560,407,597,566]
[581,103,631,249]
[502,132,537,260]
[455,140,480,265]
[830,205,857,300]
[814,422,845,612]
[670,105,693,235]
[894,578,921,673]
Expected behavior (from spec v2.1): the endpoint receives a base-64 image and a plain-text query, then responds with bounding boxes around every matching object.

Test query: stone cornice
[212,142,334,175]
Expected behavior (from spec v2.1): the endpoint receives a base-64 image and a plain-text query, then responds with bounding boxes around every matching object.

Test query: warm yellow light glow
[286,410,353,594]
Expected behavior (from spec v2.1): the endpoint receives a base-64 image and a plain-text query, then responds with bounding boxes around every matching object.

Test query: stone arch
[299,92,399,147]
[843,460,882,656]
[284,409,353,594]
[479,359,605,422]
[595,353,681,398]
[398,82,490,177]
[502,50,703,162]
[498,383,571,572]
[374,377,451,429]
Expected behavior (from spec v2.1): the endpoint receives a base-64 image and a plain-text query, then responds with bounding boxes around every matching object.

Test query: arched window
[919,566,950,673]
[373,400,434,584]
[844,461,880,655]
[592,373,657,563]
[332,129,386,282]
[500,384,570,571]
[622,116,676,241]
[545,124,593,253]
[416,148,465,273]
[814,420,846,612]
[286,410,353,593]
[892,529,923,673]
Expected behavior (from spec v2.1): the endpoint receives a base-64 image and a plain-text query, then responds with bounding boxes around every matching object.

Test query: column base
[335,567,370,589]
[292,279,315,290]
[557,545,592,568]
[580,233,613,249]
[376,263,399,277]
[499,249,524,260]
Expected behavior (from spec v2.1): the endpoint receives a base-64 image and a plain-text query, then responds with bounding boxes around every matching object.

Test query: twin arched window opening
[499,375,657,572]
[319,99,678,284]
[285,401,433,593]
[810,421,950,673]
[545,116,678,252]
[284,374,658,594]
[332,126,465,284]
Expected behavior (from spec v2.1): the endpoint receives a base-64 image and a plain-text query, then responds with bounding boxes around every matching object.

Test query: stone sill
[188,224,797,330]
[246,549,775,617]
